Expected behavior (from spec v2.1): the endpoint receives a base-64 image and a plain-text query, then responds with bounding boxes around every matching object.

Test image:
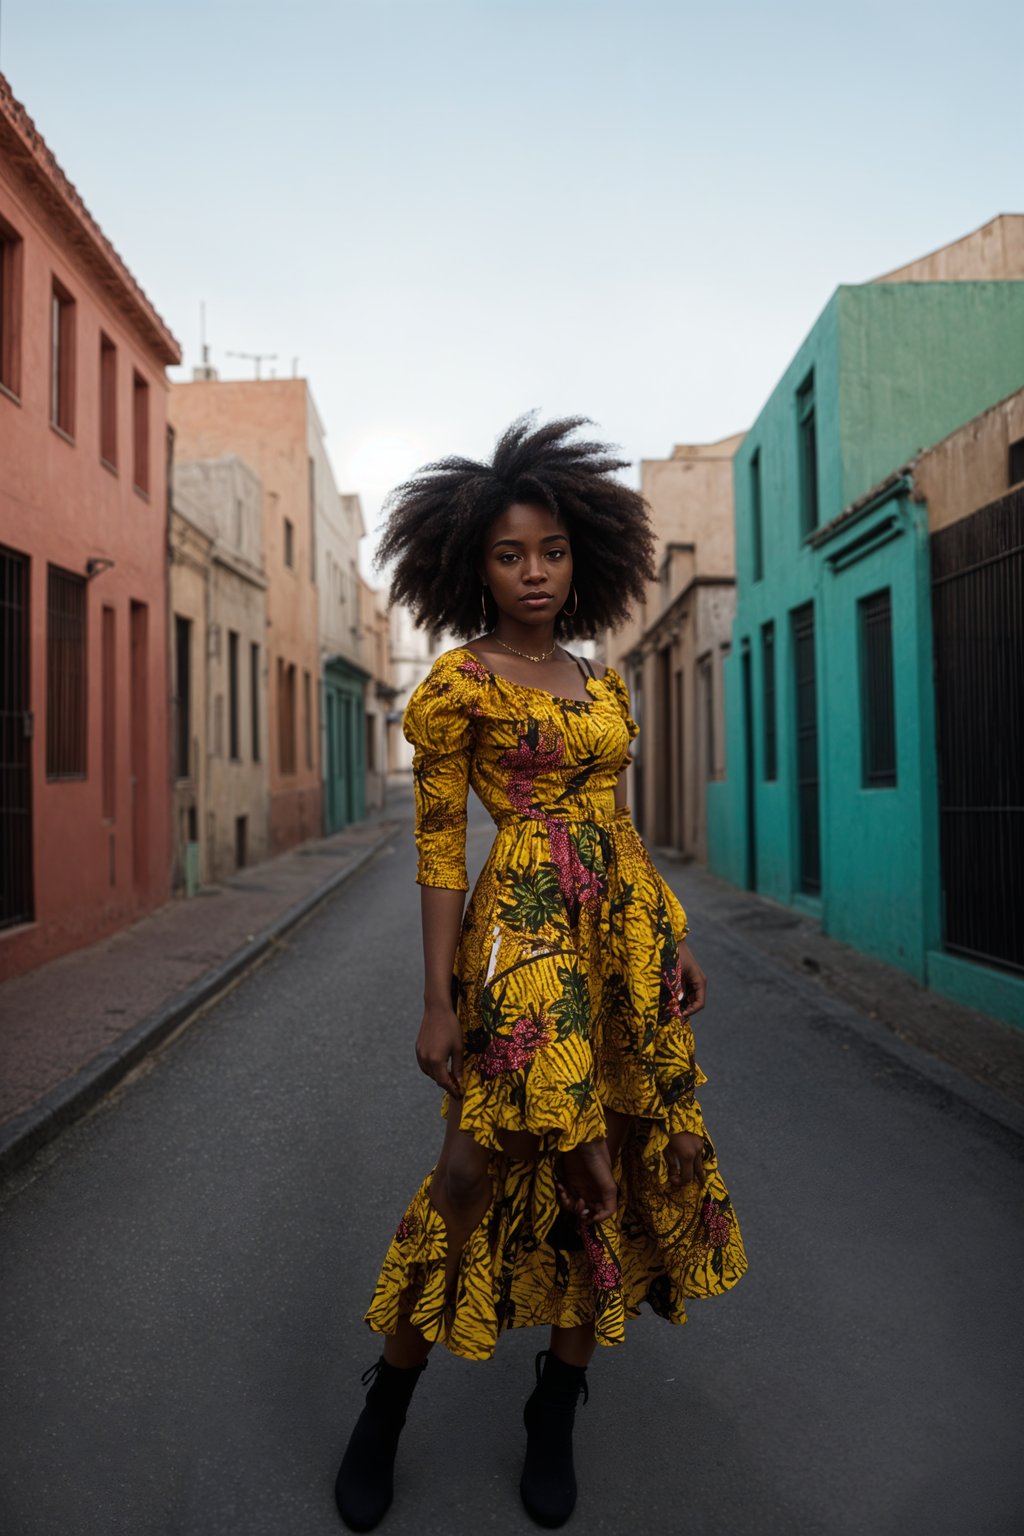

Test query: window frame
[858,587,897,789]
[50,276,76,439]
[796,370,819,538]
[46,563,87,779]
[0,215,24,401]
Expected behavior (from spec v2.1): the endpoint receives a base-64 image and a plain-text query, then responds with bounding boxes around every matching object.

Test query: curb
[704,912,1024,1146]
[0,822,402,1182]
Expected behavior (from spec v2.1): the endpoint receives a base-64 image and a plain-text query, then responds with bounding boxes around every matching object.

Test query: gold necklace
[493,635,561,664]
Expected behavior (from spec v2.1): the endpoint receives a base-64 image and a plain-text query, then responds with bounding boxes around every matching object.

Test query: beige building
[873,213,1024,283]
[605,432,744,860]
[169,377,323,854]
[358,574,397,808]
[170,455,270,886]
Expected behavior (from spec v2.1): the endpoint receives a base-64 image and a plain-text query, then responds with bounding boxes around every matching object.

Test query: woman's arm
[415,886,468,1098]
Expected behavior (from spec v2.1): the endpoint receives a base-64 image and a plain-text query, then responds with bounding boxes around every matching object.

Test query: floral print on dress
[364,646,746,1361]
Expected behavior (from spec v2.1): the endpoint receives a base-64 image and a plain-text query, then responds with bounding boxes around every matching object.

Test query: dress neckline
[452,646,604,707]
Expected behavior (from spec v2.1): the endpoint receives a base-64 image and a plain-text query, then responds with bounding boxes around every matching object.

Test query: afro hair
[372,412,657,640]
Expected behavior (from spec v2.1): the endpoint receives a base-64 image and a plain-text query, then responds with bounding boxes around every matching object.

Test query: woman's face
[478,501,573,624]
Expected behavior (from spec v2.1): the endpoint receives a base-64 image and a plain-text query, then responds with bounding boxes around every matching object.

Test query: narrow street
[1,795,1020,1536]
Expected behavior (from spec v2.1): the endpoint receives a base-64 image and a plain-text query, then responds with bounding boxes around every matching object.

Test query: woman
[335,415,746,1531]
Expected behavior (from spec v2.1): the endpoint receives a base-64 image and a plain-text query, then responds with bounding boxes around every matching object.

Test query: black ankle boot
[334,1355,428,1531]
[519,1348,589,1528]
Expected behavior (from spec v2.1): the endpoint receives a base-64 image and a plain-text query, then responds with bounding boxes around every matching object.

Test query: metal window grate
[1,545,34,927]
[859,588,897,787]
[761,620,777,780]
[931,490,1023,975]
[46,564,86,778]
[792,602,820,893]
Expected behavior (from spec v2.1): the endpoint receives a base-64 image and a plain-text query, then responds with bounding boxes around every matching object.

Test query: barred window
[750,448,764,582]
[47,565,87,778]
[859,588,897,787]
[796,371,819,536]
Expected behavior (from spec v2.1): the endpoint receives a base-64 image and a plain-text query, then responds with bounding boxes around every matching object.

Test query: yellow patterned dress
[365,646,746,1360]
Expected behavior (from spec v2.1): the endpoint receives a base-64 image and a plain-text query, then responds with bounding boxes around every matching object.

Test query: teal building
[707,279,1024,1027]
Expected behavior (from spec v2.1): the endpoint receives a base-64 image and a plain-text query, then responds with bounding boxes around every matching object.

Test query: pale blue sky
[4,0,1022,575]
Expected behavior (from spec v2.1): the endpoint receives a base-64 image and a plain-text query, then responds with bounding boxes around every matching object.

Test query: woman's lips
[520,593,553,605]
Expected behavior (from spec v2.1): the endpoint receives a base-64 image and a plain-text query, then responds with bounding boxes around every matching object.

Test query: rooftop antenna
[192,301,219,381]
[226,350,278,380]
[292,357,299,377]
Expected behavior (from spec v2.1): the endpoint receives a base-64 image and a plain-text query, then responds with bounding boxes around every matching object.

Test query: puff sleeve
[403,657,473,891]
[602,665,640,768]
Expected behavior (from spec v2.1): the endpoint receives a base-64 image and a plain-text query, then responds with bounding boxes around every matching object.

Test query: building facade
[168,378,322,855]
[358,573,397,811]
[708,237,1024,1026]
[170,454,270,886]
[605,434,742,859]
[314,442,371,833]
[0,76,180,978]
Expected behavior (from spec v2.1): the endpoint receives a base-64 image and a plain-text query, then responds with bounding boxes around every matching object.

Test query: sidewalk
[0,789,410,1177]
[656,853,1024,1124]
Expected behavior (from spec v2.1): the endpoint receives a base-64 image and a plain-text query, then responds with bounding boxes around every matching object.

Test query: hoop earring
[562,583,578,617]
[480,584,490,624]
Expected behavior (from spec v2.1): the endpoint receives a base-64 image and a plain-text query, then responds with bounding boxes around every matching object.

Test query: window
[859,588,897,787]
[761,621,777,780]
[228,629,240,759]
[174,615,192,780]
[46,565,87,777]
[750,448,764,583]
[699,655,715,779]
[132,370,149,493]
[278,658,296,774]
[796,370,819,536]
[50,278,75,436]
[250,642,260,762]
[308,455,317,581]
[99,333,117,468]
[0,216,24,398]
[304,669,313,769]
[283,517,295,568]
[1009,437,1024,488]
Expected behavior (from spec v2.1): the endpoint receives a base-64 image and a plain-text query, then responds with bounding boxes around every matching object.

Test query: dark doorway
[130,600,149,895]
[741,641,757,891]
[792,602,820,895]
[0,546,33,928]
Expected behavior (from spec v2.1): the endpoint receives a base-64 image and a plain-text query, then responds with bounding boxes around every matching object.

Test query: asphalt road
[1,795,1022,1536]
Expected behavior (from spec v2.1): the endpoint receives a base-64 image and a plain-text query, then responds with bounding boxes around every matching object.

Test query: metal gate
[792,602,820,894]
[931,489,1023,975]
[0,545,33,928]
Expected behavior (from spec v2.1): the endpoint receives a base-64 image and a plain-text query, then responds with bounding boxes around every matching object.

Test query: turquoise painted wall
[709,278,1024,1012]
[838,283,1024,506]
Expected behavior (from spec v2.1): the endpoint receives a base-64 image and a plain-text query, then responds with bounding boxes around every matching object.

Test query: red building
[0,76,181,978]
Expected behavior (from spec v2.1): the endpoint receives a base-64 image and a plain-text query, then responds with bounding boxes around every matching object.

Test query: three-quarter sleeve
[403,659,472,890]
[602,665,640,768]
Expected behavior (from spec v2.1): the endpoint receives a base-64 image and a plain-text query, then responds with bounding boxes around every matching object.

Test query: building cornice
[0,74,181,367]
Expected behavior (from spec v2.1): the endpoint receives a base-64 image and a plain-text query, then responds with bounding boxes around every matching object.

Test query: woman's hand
[554,1139,618,1225]
[415,1003,464,1098]
[666,1130,706,1190]
[678,941,707,1021]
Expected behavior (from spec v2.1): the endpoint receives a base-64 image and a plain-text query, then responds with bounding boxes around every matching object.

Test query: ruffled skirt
[365,809,747,1360]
